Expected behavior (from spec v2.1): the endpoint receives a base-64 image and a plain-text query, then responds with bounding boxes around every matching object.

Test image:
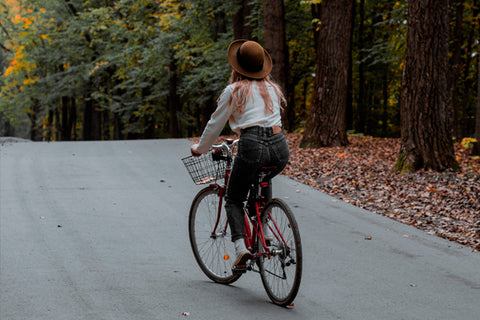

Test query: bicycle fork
[210,186,228,239]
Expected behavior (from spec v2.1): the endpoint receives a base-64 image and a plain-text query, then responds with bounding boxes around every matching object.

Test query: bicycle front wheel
[259,198,303,306]
[189,186,241,284]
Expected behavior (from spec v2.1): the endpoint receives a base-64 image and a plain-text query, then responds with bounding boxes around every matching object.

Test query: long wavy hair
[223,70,286,115]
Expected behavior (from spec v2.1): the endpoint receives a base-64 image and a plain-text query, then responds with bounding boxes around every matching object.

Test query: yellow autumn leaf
[23,78,36,85]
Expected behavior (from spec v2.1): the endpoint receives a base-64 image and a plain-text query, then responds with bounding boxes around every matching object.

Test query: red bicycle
[182,138,302,306]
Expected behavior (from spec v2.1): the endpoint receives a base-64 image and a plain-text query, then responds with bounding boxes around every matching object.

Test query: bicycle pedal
[232,252,252,274]
[232,265,247,274]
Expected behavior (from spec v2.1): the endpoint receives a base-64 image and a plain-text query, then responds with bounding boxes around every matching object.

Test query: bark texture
[473,56,480,155]
[263,0,292,130]
[301,0,353,147]
[233,0,254,40]
[395,0,458,172]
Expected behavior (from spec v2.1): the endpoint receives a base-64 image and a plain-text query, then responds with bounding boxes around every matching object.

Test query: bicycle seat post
[257,172,268,195]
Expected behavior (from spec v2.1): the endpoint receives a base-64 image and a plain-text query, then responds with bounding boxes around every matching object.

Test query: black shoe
[232,251,252,274]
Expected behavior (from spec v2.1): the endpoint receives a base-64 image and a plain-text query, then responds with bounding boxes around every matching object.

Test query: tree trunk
[113,112,124,140]
[168,59,181,138]
[92,105,101,140]
[459,21,476,136]
[101,110,110,140]
[70,98,77,140]
[28,100,42,141]
[311,3,321,60]
[233,0,254,40]
[346,0,355,132]
[83,97,102,140]
[382,66,389,136]
[355,0,366,134]
[46,109,54,141]
[83,99,93,140]
[213,0,226,41]
[263,0,286,93]
[450,0,464,138]
[5,120,14,136]
[263,0,292,130]
[473,56,480,155]
[61,96,70,140]
[301,0,353,147]
[55,107,61,141]
[395,0,458,172]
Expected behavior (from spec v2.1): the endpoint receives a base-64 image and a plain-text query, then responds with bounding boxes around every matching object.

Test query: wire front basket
[182,153,226,185]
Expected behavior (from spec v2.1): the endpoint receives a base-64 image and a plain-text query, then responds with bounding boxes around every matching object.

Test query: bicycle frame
[208,146,232,240]
[244,197,271,256]
[207,141,285,260]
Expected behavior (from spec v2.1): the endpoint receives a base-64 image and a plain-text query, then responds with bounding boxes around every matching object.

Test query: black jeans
[225,126,290,242]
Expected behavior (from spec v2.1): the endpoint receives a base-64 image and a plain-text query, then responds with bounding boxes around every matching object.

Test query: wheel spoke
[189,187,240,284]
[259,199,302,306]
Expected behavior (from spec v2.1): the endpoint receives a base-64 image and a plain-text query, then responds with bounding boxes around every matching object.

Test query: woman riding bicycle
[190,40,290,273]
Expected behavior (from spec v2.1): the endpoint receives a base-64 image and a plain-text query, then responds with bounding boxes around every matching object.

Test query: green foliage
[351,0,406,138]
[286,0,316,127]
[0,0,478,141]
[0,0,236,138]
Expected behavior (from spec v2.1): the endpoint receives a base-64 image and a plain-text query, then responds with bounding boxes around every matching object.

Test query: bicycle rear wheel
[259,198,302,306]
[189,186,241,284]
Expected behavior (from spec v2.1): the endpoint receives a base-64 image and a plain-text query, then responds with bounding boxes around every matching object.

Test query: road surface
[1,139,479,320]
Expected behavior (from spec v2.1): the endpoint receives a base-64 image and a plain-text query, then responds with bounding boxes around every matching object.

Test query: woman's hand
[190,144,202,157]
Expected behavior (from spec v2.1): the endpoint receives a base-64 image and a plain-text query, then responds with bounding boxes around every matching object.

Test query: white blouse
[196,81,283,154]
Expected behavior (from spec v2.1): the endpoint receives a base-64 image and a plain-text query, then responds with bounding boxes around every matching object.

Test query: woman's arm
[194,86,234,154]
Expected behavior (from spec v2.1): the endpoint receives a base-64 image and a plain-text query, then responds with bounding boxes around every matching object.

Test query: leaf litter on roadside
[283,134,480,252]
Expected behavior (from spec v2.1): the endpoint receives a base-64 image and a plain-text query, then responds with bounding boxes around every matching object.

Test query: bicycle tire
[189,186,241,284]
[258,198,302,306]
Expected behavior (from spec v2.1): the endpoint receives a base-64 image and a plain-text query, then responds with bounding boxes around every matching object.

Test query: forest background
[0,0,478,145]
[1,1,479,249]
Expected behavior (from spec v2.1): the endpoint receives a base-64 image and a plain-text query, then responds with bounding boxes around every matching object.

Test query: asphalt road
[1,139,479,320]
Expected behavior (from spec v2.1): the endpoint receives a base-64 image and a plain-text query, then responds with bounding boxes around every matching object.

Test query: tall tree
[450,0,465,138]
[473,56,480,155]
[395,0,458,172]
[233,0,254,40]
[355,0,367,134]
[301,0,354,147]
[263,0,292,130]
[167,57,181,138]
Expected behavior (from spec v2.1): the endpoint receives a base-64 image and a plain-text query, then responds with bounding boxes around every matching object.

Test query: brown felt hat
[227,40,272,80]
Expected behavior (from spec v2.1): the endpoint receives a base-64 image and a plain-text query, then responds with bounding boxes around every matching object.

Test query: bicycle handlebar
[211,139,239,158]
